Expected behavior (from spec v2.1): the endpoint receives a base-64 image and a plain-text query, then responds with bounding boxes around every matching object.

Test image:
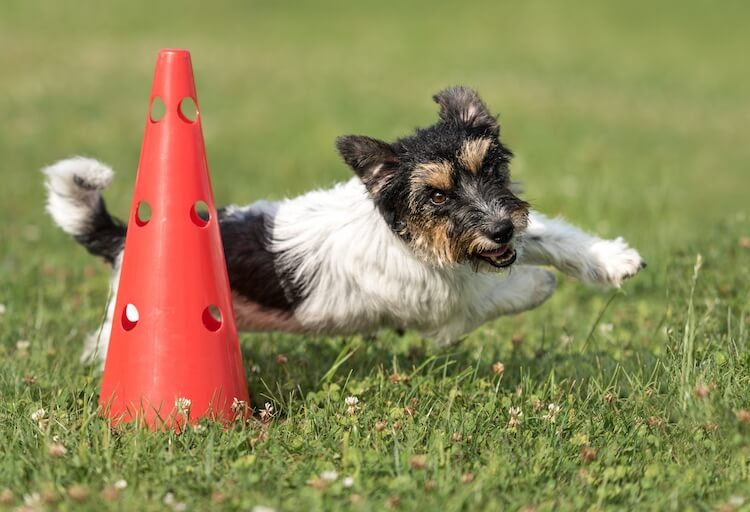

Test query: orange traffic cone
[99,49,250,428]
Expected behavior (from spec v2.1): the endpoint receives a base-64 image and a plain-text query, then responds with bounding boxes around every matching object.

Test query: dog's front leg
[517,211,645,287]
[425,266,557,345]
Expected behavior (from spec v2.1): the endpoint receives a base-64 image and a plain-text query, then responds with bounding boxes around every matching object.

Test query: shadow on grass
[241,329,662,407]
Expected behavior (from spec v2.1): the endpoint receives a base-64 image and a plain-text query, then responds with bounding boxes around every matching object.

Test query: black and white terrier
[44,86,645,364]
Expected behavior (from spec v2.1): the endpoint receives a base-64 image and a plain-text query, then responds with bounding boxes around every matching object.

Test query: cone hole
[190,200,210,227]
[202,305,222,331]
[150,96,166,122]
[178,97,198,123]
[121,303,139,331]
[135,201,152,226]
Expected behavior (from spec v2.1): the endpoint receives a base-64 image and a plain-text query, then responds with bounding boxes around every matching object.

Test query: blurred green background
[1,1,749,510]
[2,1,748,254]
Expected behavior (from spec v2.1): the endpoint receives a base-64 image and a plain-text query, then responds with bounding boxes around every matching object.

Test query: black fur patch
[370,100,517,243]
[218,209,305,312]
[73,198,126,264]
[336,87,528,266]
[74,199,303,313]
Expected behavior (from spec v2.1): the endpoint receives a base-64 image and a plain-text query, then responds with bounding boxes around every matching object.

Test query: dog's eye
[430,191,448,205]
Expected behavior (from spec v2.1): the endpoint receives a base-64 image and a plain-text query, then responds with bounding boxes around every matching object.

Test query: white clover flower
[23,492,41,507]
[728,496,745,507]
[192,424,207,434]
[231,397,247,414]
[0,304,6,315]
[113,479,128,490]
[507,406,523,430]
[48,442,67,457]
[491,361,505,376]
[174,397,191,415]
[163,492,175,505]
[345,396,360,415]
[259,402,275,422]
[252,506,276,512]
[320,470,338,482]
[31,408,46,422]
[543,403,561,423]
[598,323,614,334]
[342,476,354,488]
[16,340,30,352]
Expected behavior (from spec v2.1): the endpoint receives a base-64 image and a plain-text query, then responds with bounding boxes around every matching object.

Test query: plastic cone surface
[99,49,249,428]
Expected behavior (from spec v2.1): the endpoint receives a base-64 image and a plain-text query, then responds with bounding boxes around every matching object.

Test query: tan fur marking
[458,138,492,174]
[410,219,457,267]
[510,208,530,230]
[366,164,396,195]
[429,221,455,266]
[232,293,304,332]
[412,161,454,191]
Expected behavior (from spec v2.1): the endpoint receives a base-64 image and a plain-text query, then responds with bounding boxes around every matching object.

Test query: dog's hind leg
[81,254,121,368]
[483,266,557,317]
[427,266,557,345]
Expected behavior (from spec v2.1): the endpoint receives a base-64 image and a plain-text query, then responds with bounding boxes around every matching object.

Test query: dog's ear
[336,135,399,193]
[433,86,499,136]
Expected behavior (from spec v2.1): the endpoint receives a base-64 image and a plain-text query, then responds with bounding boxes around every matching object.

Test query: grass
[1,1,749,510]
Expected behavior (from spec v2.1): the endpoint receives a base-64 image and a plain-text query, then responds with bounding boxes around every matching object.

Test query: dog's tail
[43,157,126,265]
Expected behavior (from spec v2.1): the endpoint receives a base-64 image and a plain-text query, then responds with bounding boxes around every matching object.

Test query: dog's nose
[488,220,514,244]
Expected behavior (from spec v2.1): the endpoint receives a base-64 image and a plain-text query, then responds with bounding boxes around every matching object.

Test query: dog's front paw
[586,237,646,287]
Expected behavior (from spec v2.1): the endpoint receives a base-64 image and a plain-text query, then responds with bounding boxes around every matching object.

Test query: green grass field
[2,1,750,510]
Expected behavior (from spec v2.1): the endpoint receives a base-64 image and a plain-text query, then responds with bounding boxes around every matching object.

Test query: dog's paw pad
[588,237,646,287]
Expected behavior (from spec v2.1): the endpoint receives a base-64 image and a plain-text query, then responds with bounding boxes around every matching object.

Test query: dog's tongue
[483,246,509,258]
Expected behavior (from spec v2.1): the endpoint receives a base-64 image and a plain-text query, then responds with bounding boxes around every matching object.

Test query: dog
[44,86,645,364]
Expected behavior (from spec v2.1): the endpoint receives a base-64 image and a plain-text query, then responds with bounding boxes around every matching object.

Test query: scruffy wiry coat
[44,87,645,364]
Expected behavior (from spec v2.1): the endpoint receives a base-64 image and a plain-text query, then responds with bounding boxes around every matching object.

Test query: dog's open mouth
[475,245,516,268]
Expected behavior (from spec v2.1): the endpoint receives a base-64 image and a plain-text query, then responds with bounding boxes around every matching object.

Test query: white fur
[43,157,113,236]
[272,179,561,343]
[45,158,644,365]
[517,212,644,287]
[81,252,121,364]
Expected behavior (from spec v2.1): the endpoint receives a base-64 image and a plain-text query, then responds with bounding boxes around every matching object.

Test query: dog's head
[336,86,529,271]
